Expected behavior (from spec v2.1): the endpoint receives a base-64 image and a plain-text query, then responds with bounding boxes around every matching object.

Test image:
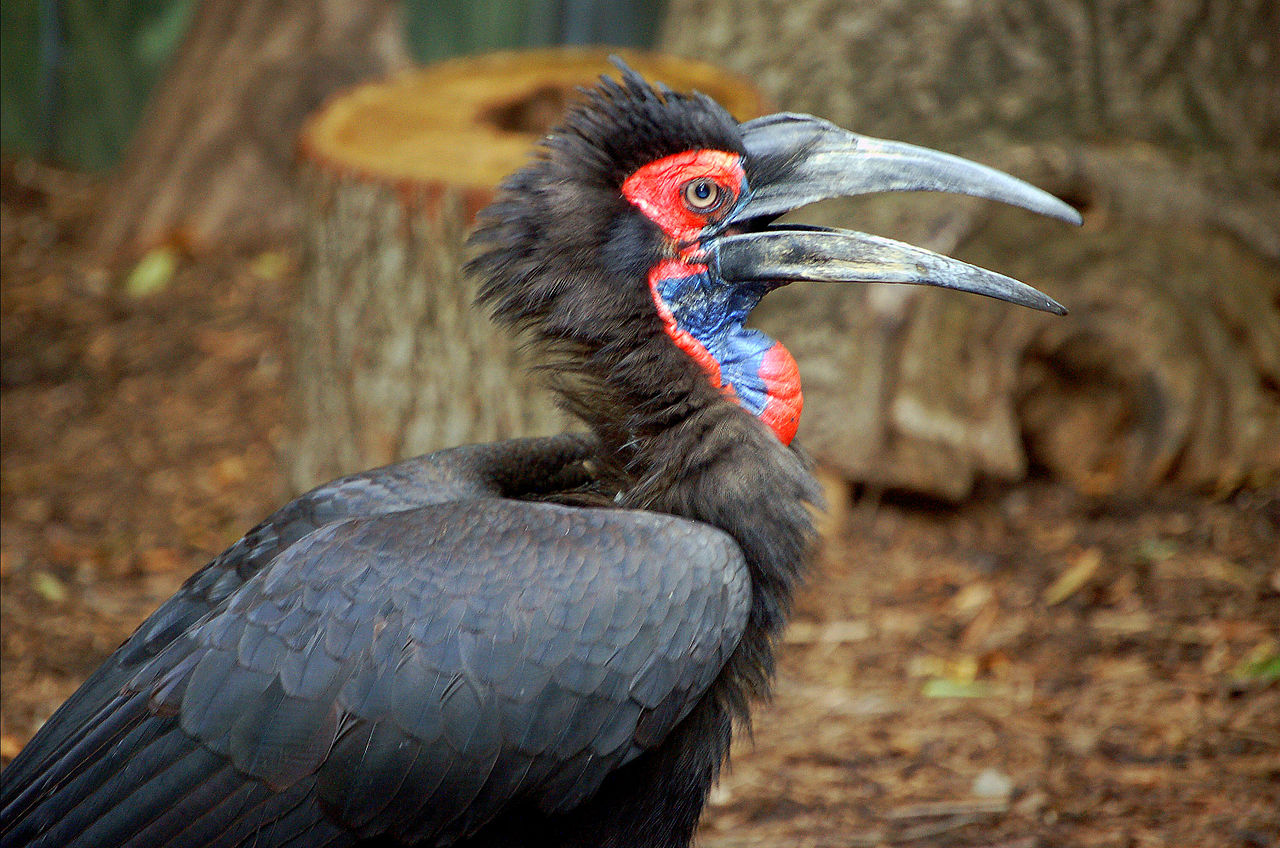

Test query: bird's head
[469,62,1078,447]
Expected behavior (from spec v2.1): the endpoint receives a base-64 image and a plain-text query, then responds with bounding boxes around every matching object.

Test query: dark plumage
[1,63,1075,847]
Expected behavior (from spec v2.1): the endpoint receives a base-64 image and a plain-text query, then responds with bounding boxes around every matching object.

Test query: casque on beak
[711,112,1080,315]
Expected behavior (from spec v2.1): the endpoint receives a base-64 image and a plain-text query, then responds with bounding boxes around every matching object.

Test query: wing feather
[2,487,747,847]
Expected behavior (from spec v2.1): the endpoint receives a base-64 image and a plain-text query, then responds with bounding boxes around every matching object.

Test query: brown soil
[2,159,1277,847]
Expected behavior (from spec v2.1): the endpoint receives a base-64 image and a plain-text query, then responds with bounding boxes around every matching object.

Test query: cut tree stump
[663,0,1280,498]
[289,49,766,492]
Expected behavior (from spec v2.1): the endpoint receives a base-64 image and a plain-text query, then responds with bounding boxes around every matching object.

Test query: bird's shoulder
[2,495,749,847]
[135,434,607,663]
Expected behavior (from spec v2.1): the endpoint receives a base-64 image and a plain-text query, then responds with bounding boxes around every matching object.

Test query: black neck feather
[467,67,821,716]
[620,391,820,716]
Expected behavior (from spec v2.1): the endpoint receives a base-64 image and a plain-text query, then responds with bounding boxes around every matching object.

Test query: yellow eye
[682,178,726,212]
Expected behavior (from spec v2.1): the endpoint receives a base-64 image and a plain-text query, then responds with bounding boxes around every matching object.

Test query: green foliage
[1232,643,1280,686]
[1,2,47,159]
[1,0,196,171]
[404,0,666,64]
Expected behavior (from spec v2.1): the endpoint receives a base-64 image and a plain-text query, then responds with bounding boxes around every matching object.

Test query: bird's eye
[682,178,726,213]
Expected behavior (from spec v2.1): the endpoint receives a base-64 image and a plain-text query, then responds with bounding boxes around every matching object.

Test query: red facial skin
[621,150,744,245]
[623,150,804,446]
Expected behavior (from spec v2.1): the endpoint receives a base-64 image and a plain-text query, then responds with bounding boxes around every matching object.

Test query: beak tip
[1042,197,1083,227]
[1044,298,1069,316]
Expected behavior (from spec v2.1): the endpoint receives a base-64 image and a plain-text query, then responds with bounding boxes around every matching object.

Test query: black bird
[0,64,1078,847]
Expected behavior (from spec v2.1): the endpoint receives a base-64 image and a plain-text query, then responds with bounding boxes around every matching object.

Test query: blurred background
[2,0,665,170]
[2,2,1277,846]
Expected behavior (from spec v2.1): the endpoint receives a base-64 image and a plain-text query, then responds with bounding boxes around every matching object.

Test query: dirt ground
[2,159,1277,847]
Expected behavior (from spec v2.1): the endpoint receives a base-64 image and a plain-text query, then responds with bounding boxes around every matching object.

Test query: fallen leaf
[1136,537,1178,564]
[210,455,248,487]
[951,582,993,619]
[784,619,871,644]
[1231,642,1280,686]
[1044,547,1102,605]
[249,250,291,281]
[32,571,67,603]
[125,246,179,298]
[972,767,1014,799]
[138,547,183,574]
[1090,609,1156,635]
[1200,555,1256,588]
[1,734,22,760]
[922,678,992,699]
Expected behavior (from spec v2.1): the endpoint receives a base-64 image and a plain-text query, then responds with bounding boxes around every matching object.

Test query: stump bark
[289,49,766,492]
[662,0,1280,498]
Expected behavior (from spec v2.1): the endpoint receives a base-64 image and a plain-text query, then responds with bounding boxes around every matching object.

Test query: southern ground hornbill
[0,63,1078,847]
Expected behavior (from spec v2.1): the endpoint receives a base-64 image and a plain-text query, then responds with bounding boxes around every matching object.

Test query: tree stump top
[298,48,768,190]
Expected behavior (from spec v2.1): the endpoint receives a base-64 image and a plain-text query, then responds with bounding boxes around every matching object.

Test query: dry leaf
[138,546,183,574]
[0,734,22,761]
[1044,547,1103,605]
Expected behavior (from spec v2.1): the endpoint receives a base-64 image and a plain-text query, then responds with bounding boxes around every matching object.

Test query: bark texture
[289,175,558,493]
[663,0,1280,498]
[91,0,409,260]
[289,50,767,492]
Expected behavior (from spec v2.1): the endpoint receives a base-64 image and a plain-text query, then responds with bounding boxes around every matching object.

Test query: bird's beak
[712,113,1079,315]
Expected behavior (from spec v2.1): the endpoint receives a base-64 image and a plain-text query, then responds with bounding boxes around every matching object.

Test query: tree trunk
[288,49,767,492]
[90,0,409,261]
[662,0,1280,498]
